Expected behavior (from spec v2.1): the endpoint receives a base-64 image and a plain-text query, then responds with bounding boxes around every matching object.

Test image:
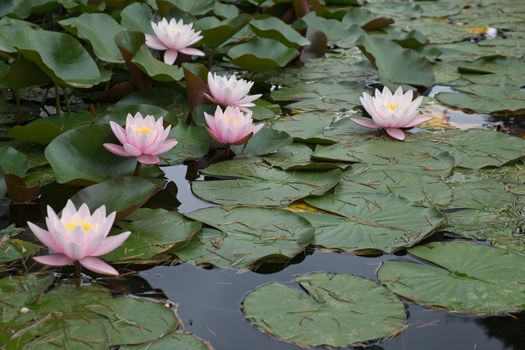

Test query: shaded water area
[136,161,524,350]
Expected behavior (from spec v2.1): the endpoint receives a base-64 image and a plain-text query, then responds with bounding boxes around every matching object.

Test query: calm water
[135,164,525,350]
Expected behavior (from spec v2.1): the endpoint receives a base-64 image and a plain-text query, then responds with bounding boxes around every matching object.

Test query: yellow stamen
[65,221,93,232]
[386,103,399,111]
[133,127,153,134]
[167,27,182,36]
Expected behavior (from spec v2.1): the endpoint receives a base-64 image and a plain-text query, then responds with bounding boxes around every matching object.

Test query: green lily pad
[272,114,368,144]
[378,241,525,315]
[302,13,365,48]
[120,2,155,34]
[161,123,211,165]
[357,36,435,88]
[303,192,444,254]
[176,206,314,269]
[198,14,251,48]
[60,13,125,63]
[415,130,525,169]
[14,29,103,88]
[70,177,162,219]
[0,225,40,263]
[8,112,93,144]
[263,143,347,170]
[44,123,136,184]
[0,146,28,176]
[104,208,201,262]
[120,331,213,350]
[192,158,342,207]
[435,84,525,114]
[227,38,299,72]
[338,164,453,207]
[243,272,406,348]
[132,45,184,82]
[250,17,310,48]
[231,127,293,157]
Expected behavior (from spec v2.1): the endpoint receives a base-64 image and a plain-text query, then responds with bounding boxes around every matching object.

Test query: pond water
[127,162,525,350]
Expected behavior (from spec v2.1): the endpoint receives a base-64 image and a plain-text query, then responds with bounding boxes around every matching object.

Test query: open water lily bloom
[204,73,262,111]
[205,106,264,145]
[145,18,204,65]
[28,200,130,276]
[351,87,431,141]
[103,112,178,165]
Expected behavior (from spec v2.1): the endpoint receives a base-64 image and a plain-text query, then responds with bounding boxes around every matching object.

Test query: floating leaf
[304,192,444,254]
[231,127,293,157]
[45,123,136,184]
[132,44,184,82]
[227,38,299,72]
[0,225,40,263]
[60,13,125,63]
[8,112,93,144]
[192,158,342,207]
[357,36,435,88]
[176,206,314,269]
[378,241,525,315]
[250,17,310,48]
[70,177,162,219]
[161,123,211,165]
[243,273,406,348]
[121,2,154,34]
[14,29,103,88]
[263,143,347,170]
[120,331,213,350]
[104,208,201,262]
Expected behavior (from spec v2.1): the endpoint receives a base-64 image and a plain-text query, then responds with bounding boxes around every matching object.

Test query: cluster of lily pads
[1,0,525,349]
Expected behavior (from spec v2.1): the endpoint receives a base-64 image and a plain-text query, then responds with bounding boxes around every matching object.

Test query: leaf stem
[134,161,142,176]
[54,85,61,114]
[63,87,71,112]
[74,261,81,287]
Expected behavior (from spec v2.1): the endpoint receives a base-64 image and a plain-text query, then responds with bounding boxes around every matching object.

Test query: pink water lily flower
[204,72,262,111]
[103,113,178,165]
[145,18,204,65]
[351,86,431,141]
[28,200,130,276]
[204,106,264,145]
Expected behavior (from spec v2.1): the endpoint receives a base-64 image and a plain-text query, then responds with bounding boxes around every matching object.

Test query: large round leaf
[59,13,125,63]
[250,17,310,48]
[120,331,213,350]
[132,45,184,82]
[304,192,444,254]
[243,273,406,348]
[14,29,103,88]
[227,38,299,72]
[70,177,162,219]
[45,123,136,184]
[104,208,201,262]
[176,206,315,269]
[378,241,525,315]
[192,158,342,207]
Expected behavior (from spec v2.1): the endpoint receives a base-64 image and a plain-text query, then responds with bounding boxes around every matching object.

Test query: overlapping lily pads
[192,158,342,207]
[243,272,406,348]
[303,192,444,254]
[378,241,525,314]
[175,206,314,269]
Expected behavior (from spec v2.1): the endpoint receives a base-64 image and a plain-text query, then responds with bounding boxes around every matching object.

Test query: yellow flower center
[386,103,400,111]
[133,127,153,134]
[224,115,240,124]
[468,25,489,35]
[65,221,93,232]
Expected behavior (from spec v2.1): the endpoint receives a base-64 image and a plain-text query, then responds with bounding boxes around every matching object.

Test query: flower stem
[225,144,231,158]
[54,85,61,114]
[134,161,142,176]
[74,261,81,287]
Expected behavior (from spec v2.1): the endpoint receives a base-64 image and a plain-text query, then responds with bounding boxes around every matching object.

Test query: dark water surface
[135,165,525,350]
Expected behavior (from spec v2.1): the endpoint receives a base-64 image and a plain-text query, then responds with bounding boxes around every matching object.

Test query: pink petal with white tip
[103,143,131,157]
[79,257,119,276]
[351,117,381,129]
[386,128,406,140]
[91,231,131,256]
[27,222,59,252]
[34,254,74,266]
[137,154,160,164]
[179,47,205,56]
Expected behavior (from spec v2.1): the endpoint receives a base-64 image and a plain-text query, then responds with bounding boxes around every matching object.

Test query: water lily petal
[91,231,131,256]
[103,143,131,157]
[386,128,406,140]
[34,253,74,266]
[137,154,160,164]
[179,47,205,56]
[163,50,178,65]
[27,222,60,252]
[79,257,119,276]
[351,117,381,129]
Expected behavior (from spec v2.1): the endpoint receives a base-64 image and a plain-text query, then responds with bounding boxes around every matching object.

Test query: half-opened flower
[145,18,204,65]
[204,106,263,145]
[103,113,178,165]
[351,87,430,140]
[204,73,262,111]
[28,200,130,276]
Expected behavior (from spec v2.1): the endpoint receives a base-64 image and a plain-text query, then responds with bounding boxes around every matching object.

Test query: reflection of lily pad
[192,158,342,207]
[243,272,406,347]
[378,241,525,315]
[176,206,314,269]
[303,193,444,254]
